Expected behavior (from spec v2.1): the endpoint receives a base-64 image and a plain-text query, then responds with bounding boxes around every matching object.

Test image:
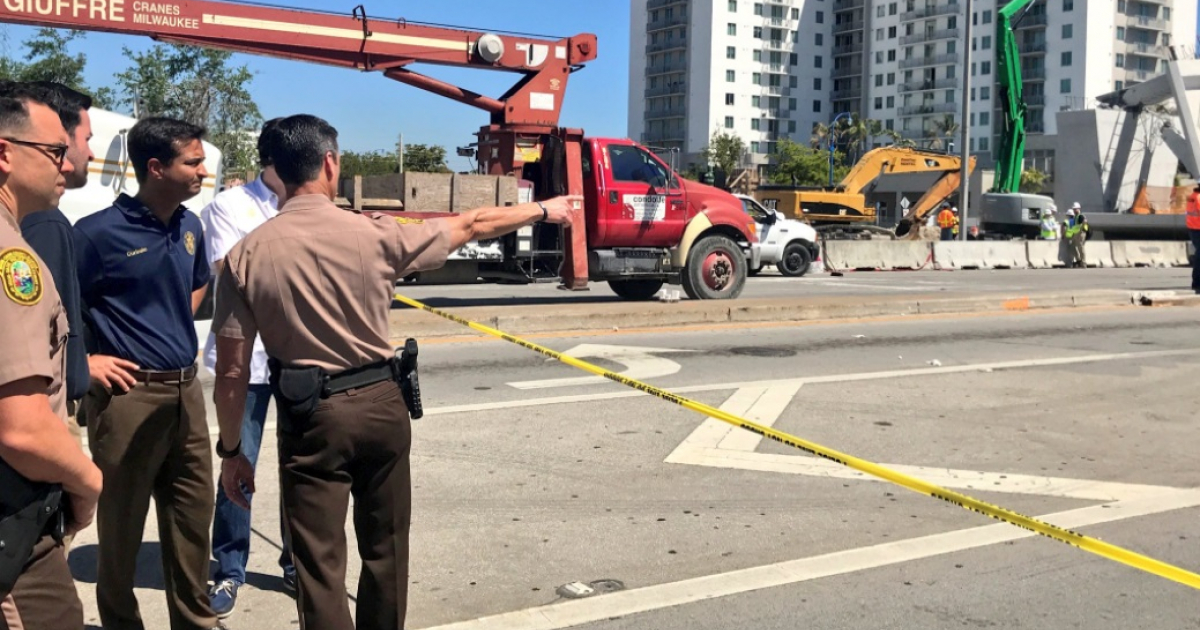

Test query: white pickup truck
[735,194,820,277]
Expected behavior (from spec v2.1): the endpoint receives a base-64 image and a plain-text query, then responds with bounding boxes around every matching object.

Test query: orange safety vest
[1187,192,1200,230]
[937,209,956,229]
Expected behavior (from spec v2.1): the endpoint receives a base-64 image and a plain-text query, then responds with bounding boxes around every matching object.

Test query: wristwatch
[536,201,549,223]
[216,439,242,459]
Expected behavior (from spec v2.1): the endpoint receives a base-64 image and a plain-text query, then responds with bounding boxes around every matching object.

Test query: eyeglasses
[1,137,69,168]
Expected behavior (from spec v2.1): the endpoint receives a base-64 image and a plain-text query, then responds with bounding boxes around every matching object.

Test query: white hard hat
[1071,202,1081,209]
[1067,208,1077,216]
[951,206,959,212]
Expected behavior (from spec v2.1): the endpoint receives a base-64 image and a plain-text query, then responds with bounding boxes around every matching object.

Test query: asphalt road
[70,306,1200,629]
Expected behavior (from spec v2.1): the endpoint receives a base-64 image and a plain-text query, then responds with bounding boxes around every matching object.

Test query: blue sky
[0,1,631,170]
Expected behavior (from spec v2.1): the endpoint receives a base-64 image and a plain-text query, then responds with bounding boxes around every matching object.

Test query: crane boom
[992,0,1036,193]
[0,0,597,129]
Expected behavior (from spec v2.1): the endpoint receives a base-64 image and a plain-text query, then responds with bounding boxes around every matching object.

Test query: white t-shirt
[201,177,278,384]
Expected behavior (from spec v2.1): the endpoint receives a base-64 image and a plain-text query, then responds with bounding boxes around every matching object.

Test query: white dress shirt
[201,176,278,384]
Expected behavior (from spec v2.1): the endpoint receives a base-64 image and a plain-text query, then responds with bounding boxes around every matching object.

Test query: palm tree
[927,114,960,151]
[842,116,870,163]
[864,119,885,153]
[810,122,833,150]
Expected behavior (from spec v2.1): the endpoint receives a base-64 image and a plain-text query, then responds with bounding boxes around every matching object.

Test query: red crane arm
[0,0,597,127]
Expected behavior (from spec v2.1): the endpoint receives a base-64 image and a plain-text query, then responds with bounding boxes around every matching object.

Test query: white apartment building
[628,0,1196,177]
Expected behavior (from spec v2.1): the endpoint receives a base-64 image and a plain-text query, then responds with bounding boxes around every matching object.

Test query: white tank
[57,108,224,224]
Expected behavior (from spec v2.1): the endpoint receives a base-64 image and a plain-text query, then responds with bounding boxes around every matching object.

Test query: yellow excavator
[752,147,976,239]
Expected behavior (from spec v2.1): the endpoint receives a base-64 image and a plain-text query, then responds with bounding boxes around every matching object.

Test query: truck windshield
[609,145,673,189]
[740,197,770,220]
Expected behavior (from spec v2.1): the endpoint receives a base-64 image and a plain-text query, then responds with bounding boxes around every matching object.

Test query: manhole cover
[589,579,626,593]
[729,346,796,358]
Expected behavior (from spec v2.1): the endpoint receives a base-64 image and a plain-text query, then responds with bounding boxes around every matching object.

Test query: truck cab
[735,194,819,277]
[580,138,757,300]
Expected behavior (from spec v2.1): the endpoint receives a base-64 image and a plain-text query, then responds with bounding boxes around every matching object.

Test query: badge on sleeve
[394,217,425,225]
[184,231,197,256]
[0,248,43,306]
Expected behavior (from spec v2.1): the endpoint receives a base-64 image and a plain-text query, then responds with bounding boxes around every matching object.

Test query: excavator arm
[993,0,1036,193]
[895,155,977,238]
[0,1,597,131]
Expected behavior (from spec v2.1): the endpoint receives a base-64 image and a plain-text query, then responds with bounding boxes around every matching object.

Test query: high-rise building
[628,0,1197,178]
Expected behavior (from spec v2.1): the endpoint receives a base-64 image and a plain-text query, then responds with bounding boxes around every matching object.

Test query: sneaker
[282,568,297,595]
[209,579,239,619]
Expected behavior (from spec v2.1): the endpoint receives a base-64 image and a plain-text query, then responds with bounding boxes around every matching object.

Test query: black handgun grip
[400,338,423,420]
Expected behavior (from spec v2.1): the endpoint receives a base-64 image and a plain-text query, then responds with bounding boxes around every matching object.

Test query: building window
[889,2,897,15]
[812,78,821,90]
[948,16,957,29]
[982,36,991,50]
[729,0,737,11]
[752,95,761,107]
[1115,81,1124,90]
[816,11,824,23]
[725,116,735,129]
[876,28,885,41]
[1063,0,1073,10]
[1062,24,1073,39]
[1061,51,1072,67]
[888,50,896,62]
[886,118,895,130]
[983,10,992,24]
[875,74,884,87]
[789,75,798,88]
[726,70,736,82]
[789,120,797,133]
[750,141,760,153]
[754,50,762,61]
[815,56,823,68]
[981,61,991,75]
[1060,78,1071,93]
[888,26,897,39]
[969,138,975,151]
[876,51,884,63]
[946,89,955,103]
[751,119,761,131]
[1115,54,1125,68]
[979,137,989,151]
[946,66,956,79]
[886,95,895,108]
[790,97,797,110]
[753,72,762,85]
[754,2,763,16]
[753,26,763,38]
[727,46,737,59]
[725,93,735,105]
[980,111,990,126]
[970,113,975,126]
[947,40,956,54]
[727,23,737,36]
[791,53,799,65]
[887,72,895,85]
[981,86,990,100]
[875,97,884,110]
[813,100,822,113]
[814,34,823,46]
[1116,27,1125,41]
[877,4,886,17]
[791,8,800,19]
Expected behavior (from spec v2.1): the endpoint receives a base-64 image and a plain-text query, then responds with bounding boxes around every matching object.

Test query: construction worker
[936,202,957,241]
[1039,206,1059,240]
[1064,202,1089,268]
[1188,185,1200,293]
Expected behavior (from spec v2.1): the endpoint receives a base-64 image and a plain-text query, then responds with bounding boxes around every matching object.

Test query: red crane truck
[0,0,758,300]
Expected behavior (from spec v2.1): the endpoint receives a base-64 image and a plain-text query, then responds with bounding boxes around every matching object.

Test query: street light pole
[958,0,973,241]
[829,112,851,187]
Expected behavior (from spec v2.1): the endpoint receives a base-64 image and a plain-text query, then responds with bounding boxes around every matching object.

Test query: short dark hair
[257,117,284,168]
[0,81,53,136]
[270,114,339,187]
[24,82,92,134]
[127,117,206,182]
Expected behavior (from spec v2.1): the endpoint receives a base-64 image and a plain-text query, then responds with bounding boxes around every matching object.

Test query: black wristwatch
[536,201,549,223]
[216,439,242,459]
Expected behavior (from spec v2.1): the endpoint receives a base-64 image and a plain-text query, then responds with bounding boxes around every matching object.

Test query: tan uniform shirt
[0,207,68,420]
[213,194,452,372]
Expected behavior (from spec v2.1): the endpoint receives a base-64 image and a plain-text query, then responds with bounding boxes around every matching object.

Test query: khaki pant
[0,534,83,630]
[279,379,411,630]
[1070,233,1087,267]
[81,378,217,630]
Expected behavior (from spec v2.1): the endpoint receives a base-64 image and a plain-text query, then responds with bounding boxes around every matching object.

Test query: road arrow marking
[507,344,693,390]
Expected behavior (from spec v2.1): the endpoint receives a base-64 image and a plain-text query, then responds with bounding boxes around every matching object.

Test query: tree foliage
[1019,167,1049,192]
[0,29,114,107]
[768,139,850,186]
[402,143,450,173]
[115,44,262,177]
[340,150,399,178]
[701,130,746,187]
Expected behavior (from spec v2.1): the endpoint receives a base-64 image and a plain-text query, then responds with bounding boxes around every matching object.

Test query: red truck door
[593,141,688,248]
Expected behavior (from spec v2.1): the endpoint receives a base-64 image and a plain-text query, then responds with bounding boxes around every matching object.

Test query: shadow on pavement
[69,543,291,596]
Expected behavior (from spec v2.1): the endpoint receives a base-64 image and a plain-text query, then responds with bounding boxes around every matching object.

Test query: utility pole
[958,0,973,240]
[397,133,405,173]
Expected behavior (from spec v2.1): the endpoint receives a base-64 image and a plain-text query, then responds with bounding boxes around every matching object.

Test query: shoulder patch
[394,216,425,225]
[184,231,197,256]
[0,248,43,306]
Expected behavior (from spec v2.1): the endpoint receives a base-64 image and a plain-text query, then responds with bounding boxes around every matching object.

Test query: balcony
[899,53,959,70]
[901,3,961,21]
[833,42,864,56]
[1022,66,1046,80]
[832,65,865,78]
[1125,68,1156,83]
[644,106,687,120]
[640,132,685,146]
[833,20,865,33]
[644,60,688,76]
[645,40,687,54]
[647,0,687,10]
[763,16,793,27]
[1025,93,1045,106]
[900,28,960,46]
[761,86,792,96]
[644,83,687,98]
[899,77,959,92]
[1018,41,1047,54]
[831,88,863,100]
[764,62,787,73]
[1016,12,1048,27]
[647,15,689,32]
[833,0,864,10]
[764,39,790,50]
[1128,15,1169,30]
[1126,41,1163,56]
[898,102,958,116]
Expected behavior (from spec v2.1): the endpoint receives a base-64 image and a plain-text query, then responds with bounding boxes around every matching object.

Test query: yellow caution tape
[394,293,1200,591]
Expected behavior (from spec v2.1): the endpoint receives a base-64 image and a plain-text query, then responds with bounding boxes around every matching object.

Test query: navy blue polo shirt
[74,193,211,371]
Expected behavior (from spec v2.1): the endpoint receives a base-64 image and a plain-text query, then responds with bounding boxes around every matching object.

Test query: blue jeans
[211,384,292,584]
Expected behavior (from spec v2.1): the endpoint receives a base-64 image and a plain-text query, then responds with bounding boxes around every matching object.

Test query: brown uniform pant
[1070,233,1087,267]
[0,534,83,630]
[279,379,411,630]
[82,378,217,630]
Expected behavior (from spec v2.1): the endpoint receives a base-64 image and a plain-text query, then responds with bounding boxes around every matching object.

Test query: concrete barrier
[1082,241,1116,268]
[933,241,1029,270]
[822,240,932,271]
[1025,240,1070,268]
[1110,240,1190,267]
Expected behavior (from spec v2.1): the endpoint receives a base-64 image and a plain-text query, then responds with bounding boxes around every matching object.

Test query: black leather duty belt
[322,359,396,398]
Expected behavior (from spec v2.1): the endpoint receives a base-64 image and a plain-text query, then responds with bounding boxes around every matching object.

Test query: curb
[387,289,1188,341]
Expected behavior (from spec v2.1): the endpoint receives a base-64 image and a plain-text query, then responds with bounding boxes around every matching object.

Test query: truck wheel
[778,242,812,277]
[608,279,664,301]
[682,235,746,300]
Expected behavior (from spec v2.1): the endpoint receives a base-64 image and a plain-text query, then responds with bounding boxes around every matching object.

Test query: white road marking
[508,344,693,390]
[417,488,1200,630]
[428,348,1200,416]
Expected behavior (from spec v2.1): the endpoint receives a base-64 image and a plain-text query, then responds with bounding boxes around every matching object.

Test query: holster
[0,459,62,597]
[394,338,423,420]
[268,358,328,433]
